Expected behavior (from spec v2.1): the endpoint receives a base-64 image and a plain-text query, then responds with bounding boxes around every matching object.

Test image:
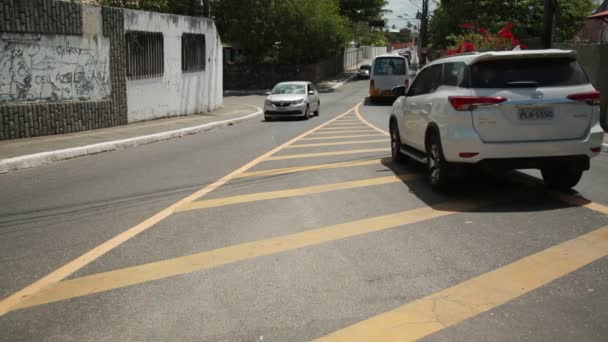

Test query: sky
[383,0,438,32]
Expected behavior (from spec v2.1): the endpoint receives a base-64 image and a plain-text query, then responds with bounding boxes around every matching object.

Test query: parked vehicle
[369,54,410,102]
[264,82,320,121]
[357,64,371,79]
[389,50,603,191]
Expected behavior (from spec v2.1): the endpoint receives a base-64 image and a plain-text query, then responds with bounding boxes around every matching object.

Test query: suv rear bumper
[442,124,604,165]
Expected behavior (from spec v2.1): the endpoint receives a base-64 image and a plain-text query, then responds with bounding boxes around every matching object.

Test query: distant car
[369,54,410,102]
[357,64,371,79]
[389,49,603,191]
[264,82,320,121]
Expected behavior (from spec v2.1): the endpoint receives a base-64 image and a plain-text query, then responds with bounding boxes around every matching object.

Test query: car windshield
[373,57,406,75]
[471,58,589,88]
[271,84,306,94]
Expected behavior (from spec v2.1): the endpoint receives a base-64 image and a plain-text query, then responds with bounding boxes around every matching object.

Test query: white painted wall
[123,9,223,122]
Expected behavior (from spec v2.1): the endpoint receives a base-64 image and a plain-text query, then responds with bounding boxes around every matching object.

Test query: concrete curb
[0,106,263,174]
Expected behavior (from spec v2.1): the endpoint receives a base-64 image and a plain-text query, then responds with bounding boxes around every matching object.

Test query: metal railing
[126,31,164,80]
[182,34,206,73]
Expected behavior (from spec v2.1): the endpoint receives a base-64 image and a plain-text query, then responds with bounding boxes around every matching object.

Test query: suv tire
[390,122,407,163]
[426,133,452,190]
[541,165,583,190]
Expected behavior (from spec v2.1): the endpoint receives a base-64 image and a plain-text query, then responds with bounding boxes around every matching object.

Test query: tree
[95,0,204,16]
[213,0,349,64]
[339,0,389,22]
[429,0,595,49]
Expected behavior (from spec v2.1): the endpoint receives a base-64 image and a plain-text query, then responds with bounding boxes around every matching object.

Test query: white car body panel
[392,50,602,165]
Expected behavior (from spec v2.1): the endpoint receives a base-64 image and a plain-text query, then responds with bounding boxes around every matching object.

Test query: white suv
[389,50,603,191]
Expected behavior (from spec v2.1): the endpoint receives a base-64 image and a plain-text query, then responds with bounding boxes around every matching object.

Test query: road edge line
[354,103,390,136]
[0,107,264,174]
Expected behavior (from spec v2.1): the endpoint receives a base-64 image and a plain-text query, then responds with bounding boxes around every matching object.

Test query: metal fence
[126,31,164,80]
[182,33,206,73]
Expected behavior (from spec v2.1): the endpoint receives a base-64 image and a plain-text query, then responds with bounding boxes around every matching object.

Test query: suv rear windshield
[374,57,407,76]
[470,58,588,88]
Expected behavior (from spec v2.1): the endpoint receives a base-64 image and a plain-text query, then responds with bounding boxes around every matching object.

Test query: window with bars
[182,34,206,73]
[126,31,164,80]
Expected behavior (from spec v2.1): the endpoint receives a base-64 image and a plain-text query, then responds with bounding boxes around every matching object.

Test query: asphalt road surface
[1,78,607,341]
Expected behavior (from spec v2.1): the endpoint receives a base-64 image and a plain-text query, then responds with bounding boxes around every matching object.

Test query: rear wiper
[506,81,539,88]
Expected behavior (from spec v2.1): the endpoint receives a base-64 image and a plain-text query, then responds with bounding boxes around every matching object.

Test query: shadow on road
[363,96,395,107]
[379,157,582,214]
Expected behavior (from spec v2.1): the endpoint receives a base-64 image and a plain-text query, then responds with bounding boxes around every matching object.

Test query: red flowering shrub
[446,22,526,56]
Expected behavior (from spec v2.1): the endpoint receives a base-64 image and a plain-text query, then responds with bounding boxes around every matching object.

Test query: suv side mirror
[392,85,406,98]
[308,90,315,95]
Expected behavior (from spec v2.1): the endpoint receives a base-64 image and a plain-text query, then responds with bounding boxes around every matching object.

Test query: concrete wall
[556,43,608,129]
[343,46,388,71]
[124,9,223,123]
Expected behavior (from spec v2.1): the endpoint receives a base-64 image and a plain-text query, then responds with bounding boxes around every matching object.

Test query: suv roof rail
[444,52,480,58]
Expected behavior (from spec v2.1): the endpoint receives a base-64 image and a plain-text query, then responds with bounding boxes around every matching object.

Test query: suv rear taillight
[448,96,508,111]
[567,91,600,106]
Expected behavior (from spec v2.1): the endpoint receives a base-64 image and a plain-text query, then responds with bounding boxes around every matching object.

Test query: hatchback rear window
[374,57,407,75]
[470,58,588,88]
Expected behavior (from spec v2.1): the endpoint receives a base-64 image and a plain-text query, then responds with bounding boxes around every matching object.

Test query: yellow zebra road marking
[266,148,389,161]
[299,134,386,141]
[176,174,416,212]
[233,159,384,179]
[314,224,608,342]
[286,140,386,148]
[0,104,362,316]
[13,196,503,311]
[354,103,390,137]
[311,130,376,135]
[320,126,369,131]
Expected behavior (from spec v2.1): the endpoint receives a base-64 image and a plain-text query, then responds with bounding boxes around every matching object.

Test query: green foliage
[339,0,389,22]
[96,0,204,16]
[429,0,595,49]
[214,0,350,64]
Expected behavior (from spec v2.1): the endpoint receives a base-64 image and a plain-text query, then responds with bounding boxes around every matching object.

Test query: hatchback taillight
[448,96,508,111]
[567,91,600,106]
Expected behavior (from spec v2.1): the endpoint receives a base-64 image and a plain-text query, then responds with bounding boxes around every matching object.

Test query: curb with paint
[0,106,263,174]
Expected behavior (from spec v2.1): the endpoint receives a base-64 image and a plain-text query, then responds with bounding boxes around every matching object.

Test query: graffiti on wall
[0,33,111,103]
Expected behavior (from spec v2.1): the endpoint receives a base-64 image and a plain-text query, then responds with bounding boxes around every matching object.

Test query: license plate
[518,107,554,120]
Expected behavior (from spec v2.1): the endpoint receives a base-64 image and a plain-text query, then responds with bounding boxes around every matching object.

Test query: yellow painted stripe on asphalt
[0,104,361,316]
[286,140,387,148]
[266,148,389,161]
[320,126,369,130]
[300,134,386,141]
[312,130,376,135]
[14,197,495,311]
[314,225,608,342]
[329,123,366,126]
[233,159,383,179]
[176,174,416,212]
[554,193,608,215]
[354,103,391,137]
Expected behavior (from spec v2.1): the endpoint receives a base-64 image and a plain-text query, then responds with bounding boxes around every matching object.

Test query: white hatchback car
[264,82,320,121]
[389,50,603,190]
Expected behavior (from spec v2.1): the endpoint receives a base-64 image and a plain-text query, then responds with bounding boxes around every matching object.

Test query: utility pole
[543,0,557,48]
[420,0,429,64]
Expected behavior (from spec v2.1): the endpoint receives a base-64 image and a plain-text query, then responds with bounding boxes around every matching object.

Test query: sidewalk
[0,101,262,173]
